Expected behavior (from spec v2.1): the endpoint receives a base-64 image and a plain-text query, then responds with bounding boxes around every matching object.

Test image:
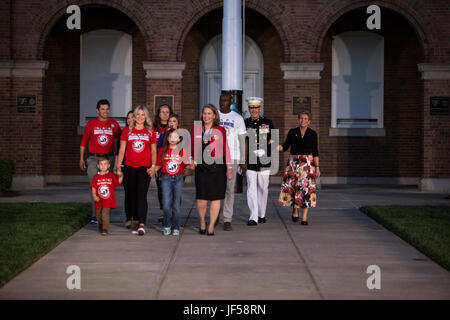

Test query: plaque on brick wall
[17,94,36,113]
[154,95,174,114]
[430,96,449,115]
[293,96,311,115]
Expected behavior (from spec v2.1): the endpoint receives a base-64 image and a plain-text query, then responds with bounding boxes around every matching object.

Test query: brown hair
[169,114,181,128]
[162,128,183,156]
[201,104,220,127]
[96,157,109,164]
[154,104,174,131]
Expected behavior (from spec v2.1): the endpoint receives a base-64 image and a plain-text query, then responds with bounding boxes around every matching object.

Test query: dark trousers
[123,165,151,225]
[156,173,163,210]
[122,165,133,222]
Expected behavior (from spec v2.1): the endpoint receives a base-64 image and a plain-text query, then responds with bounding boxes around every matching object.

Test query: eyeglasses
[248,106,261,109]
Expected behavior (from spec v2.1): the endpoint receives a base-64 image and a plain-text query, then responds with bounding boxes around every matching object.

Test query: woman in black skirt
[190,104,232,235]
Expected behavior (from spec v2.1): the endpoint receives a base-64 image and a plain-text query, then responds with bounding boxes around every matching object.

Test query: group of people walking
[80,94,320,236]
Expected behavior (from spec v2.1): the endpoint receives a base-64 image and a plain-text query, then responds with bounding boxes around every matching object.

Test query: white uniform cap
[246,97,264,107]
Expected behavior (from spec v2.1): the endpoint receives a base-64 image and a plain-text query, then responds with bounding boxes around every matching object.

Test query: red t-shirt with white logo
[121,127,157,167]
[91,172,121,210]
[80,118,121,154]
[156,147,189,175]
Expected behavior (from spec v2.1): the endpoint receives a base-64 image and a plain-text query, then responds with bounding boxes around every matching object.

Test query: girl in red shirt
[153,105,174,224]
[115,106,157,236]
[154,129,192,236]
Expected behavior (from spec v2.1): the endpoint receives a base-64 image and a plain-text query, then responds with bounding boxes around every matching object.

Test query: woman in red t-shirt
[115,106,157,236]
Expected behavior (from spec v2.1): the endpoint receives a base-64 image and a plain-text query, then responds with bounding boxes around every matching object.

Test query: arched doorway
[199,35,264,119]
[181,7,283,133]
[319,6,424,183]
[80,29,132,127]
[42,5,146,179]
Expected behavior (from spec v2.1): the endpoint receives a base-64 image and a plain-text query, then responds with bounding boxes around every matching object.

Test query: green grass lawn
[0,202,91,287]
[360,205,450,271]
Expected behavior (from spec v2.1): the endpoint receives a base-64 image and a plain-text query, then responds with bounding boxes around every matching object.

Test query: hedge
[0,158,15,191]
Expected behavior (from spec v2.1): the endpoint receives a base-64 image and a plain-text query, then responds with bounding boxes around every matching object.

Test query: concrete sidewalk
[0,183,449,299]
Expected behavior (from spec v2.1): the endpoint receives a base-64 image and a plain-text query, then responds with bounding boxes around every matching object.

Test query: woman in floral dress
[277,111,320,225]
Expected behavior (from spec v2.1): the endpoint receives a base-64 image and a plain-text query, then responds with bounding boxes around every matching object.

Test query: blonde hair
[201,104,220,127]
[299,110,312,121]
[129,105,153,133]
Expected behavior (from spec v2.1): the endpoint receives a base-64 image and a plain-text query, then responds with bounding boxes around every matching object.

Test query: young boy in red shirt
[91,157,123,235]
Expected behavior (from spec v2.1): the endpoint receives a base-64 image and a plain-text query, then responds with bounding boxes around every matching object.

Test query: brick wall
[2,0,449,181]
[0,77,12,159]
[423,80,450,178]
[11,77,44,175]
[0,0,11,59]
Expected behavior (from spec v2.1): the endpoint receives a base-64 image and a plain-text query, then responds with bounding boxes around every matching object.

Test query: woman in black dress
[278,111,320,225]
[190,104,232,235]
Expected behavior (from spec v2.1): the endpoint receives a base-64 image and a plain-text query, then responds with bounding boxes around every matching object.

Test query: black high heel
[291,215,299,222]
[207,229,215,236]
[199,221,206,234]
[300,221,309,225]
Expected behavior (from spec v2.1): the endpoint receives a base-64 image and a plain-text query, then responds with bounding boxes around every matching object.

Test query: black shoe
[199,228,206,235]
[207,231,215,236]
[247,220,257,226]
[98,224,103,233]
[301,221,309,225]
[292,215,299,222]
[258,217,266,223]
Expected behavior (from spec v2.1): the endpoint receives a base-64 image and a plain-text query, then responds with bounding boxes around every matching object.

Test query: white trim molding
[320,177,419,185]
[280,63,324,80]
[0,60,14,77]
[0,60,49,78]
[329,128,386,137]
[12,175,45,190]
[419,178,450,193]
[143,61,186,79]
[417,63,450,80]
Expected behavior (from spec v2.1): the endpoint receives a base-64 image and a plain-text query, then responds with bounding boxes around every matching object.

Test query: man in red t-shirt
[80,99,121,223]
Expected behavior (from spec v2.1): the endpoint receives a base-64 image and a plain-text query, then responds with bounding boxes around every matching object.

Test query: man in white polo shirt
[218,92,247,231]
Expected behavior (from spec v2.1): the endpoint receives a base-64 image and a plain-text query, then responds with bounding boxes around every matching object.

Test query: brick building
[0,0,449,191]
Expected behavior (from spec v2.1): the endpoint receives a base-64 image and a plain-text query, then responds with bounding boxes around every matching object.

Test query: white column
[222,0,242,91]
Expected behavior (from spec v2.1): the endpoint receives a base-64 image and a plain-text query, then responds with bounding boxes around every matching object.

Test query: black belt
[89,153,114,157]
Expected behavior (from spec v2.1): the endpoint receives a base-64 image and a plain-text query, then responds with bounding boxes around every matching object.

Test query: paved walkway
[0,182,449,299]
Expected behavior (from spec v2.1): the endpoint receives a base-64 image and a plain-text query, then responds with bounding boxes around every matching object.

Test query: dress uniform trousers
[246,168,270,222]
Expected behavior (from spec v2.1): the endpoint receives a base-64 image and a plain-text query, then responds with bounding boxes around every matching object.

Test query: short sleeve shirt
[80,118,121,154]
[90,172,121,210]
[156,147,189,175]
[120,127,157,167]
[219,110,246,161]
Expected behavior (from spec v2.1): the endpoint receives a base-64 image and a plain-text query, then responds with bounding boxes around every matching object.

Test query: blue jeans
[161,173,184,230]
